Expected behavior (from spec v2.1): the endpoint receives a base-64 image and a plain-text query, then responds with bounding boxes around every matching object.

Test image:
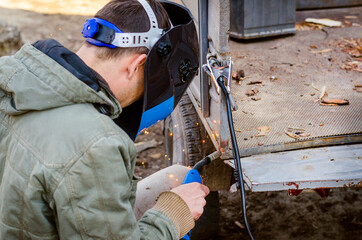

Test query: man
[0,0,209,239]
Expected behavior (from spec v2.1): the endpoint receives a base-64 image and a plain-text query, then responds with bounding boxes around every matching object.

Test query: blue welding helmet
[82,0,199,140]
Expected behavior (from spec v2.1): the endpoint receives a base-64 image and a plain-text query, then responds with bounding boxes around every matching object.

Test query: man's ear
[127,53,147,79]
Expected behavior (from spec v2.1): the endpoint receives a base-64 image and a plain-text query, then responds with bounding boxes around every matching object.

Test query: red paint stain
[286,182,299,189]
[288,189,303,196]
[314,188,330,198]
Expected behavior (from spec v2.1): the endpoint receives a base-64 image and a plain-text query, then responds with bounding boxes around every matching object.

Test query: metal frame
[199,0,210,118]
[225,144,362,192]
[171,0,362,192]
[180,0,231,151]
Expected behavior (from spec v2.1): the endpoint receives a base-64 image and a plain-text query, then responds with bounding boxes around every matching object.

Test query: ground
[1,2,361,240]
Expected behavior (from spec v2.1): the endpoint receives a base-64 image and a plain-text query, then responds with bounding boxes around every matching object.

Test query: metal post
[199,0,210,117]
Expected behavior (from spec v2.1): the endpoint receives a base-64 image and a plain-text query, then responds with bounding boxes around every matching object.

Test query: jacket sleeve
[52,135,190,240]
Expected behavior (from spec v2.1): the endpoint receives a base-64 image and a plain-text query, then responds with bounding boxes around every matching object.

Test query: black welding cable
[193,156,211,172]
[217,76,255,240]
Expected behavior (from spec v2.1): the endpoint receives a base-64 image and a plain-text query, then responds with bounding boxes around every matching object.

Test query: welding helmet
[82,0,199,140]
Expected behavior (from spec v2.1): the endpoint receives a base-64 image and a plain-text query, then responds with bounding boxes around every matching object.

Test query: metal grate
[231,77,362,151]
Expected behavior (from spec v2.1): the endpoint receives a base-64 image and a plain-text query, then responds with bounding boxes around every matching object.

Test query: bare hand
[171,182,210,220]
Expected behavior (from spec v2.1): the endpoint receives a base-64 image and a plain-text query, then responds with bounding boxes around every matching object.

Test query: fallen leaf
[305,18,342,27]
[320,103,338,106]
[321,98,349,105]
[269,76,278,81]
[309,49,332,54]
[336,38,362,60]
[353,85,362,92]
[341,61,362,72]
[256,126,270,137]
[285,130,298,139]
[232,69,246,81]
[270,66,277,72]
[319,86,328,99]
[232,71,238,80]
[247,80,263,85]
[246,88,259,96]
[285,127,310,139]
[299,132,311,138]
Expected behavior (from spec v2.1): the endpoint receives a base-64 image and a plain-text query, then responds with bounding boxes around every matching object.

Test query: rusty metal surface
[172,0,231,151]
[237,134,362,157]
[225,144,362,192]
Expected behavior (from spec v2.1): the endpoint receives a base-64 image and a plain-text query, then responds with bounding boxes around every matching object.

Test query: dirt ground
[1,3,361,240]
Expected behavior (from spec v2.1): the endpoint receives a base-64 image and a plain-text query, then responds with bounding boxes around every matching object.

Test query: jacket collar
[32,39,119,117]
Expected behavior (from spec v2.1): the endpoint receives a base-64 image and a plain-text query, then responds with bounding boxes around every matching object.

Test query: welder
[0,0,209,239]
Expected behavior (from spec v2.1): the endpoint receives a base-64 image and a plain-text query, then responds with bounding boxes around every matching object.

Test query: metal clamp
[202,55,238,111]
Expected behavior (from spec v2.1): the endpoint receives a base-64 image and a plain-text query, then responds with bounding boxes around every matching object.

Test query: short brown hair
[86,0,170,59]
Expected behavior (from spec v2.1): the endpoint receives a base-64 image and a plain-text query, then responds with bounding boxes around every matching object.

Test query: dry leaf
[305,18,342,27]
[341,61,362,72]
[285,131,298,139]
[247,81,263,85]
[285,127,310,139]
[232,71,238,80]
[232,69,246,81]
[319,86,328,99]
[256,126,270,137]
[246,88,259,96]
[269,76,278,81]
[321,98,349,105]
[353,85,362,92]
[309,49,332,54]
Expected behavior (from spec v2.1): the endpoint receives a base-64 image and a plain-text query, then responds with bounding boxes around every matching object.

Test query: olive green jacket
[0,44,193,239]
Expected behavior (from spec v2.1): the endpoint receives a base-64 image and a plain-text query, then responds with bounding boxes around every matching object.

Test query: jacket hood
[0,43,121,117]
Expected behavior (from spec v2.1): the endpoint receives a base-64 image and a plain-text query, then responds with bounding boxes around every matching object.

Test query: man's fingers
[194,206,204,220]
[200,184,210,195]
[170,182,210,220]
